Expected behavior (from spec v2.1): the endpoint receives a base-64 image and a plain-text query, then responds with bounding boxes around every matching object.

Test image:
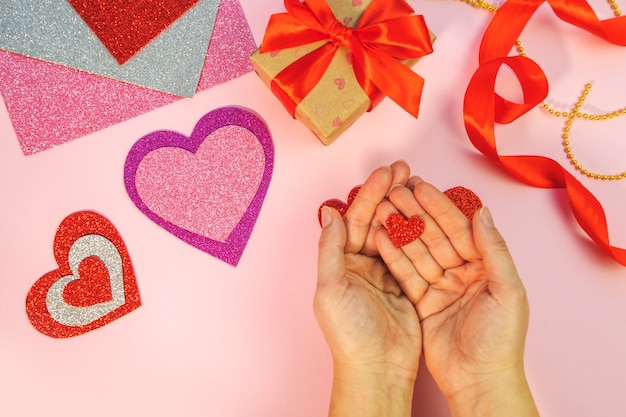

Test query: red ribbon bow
[463,0,626,265]
[259,0,433,117]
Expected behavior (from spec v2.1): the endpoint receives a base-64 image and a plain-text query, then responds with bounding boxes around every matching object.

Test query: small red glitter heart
[318,186,361,226]
[25,211,141,338]
[67,0,200,64]
[386,213,425,248]
[443,186,483,220]
[63,256,113,307]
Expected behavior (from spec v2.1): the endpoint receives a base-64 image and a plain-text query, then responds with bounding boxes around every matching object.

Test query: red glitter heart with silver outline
[318,186,361,226]
[386,213,425,248]
[443,186,483,220]
[67,0,200,64]
[26,211,141,338]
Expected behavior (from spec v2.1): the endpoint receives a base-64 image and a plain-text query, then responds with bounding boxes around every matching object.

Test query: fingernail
[480,206,495,228]
[321,206,333,228]
[390,159,407,171]
[387,183,405,198]
[406,176,424,189]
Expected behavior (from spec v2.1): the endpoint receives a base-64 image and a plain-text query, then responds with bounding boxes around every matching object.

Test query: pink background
[1,1,626,416]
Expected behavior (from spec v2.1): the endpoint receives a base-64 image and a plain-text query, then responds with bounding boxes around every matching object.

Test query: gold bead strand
[460,0,528,56]
[462,0,499,12]
[609,0,622,16]
[561,84,626,181]
[541,85,626,121]
[460,0,625,180]
[515,40,526,57]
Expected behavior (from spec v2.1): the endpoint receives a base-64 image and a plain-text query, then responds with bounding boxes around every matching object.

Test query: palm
[415,261,528,398]
[320,253,421,373]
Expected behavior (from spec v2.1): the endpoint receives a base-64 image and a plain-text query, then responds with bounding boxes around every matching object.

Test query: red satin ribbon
[464,0,626,265]
[259,0,433,117]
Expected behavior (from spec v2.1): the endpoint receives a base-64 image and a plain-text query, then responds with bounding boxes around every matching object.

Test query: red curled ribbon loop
[259,0,433,117]
[464,0,626,265]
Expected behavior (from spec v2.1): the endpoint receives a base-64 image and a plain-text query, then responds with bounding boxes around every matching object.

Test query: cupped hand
[315,163,420,379]
[344,160,411,257]
[374,179,539,416]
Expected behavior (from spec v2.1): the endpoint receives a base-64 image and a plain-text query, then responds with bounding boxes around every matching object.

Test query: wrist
[446,366,539,417]
[328,362,416,417]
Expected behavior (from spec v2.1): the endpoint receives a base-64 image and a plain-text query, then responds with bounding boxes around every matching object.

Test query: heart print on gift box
[26,211,141,338]
[124,107,274,266]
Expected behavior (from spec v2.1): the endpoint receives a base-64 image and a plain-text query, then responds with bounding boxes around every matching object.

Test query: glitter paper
[317,186,361,226]
[386,213,425,248]
[0,0,219,96]
[196,0,256,90]
[0,0,256,155]
[25,211,141,338]
[443,186,483,220]
[124,107,274,267]
[66,0,200,64]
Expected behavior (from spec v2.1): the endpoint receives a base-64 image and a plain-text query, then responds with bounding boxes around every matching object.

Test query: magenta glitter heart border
[123,106,274,266]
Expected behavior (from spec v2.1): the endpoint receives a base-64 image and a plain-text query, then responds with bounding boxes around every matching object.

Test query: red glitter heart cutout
[443,186,483,220]
[318,186,361,226]
[63,256,113,307]
[67,0,200,64]
[386,213,425,248]
[25,211,141,338]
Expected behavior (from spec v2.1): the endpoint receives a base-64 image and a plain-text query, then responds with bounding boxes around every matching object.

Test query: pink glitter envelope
[124,107,274,266]
[0,0,256,156]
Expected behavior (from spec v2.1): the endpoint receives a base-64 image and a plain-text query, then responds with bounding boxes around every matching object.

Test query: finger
[376,199,444,283]
[374,225,429,304]
[387,183,467,270]
[389,160,411,192]
[317,206,347,289]
[360,160,412,256]
[406,175,423,191]
[412,180,482,262]
[473,207,526,301]
[344,165,393,253]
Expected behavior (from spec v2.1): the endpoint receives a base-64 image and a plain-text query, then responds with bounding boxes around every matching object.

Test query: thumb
[473,207,525,298]
[317,206,347,288]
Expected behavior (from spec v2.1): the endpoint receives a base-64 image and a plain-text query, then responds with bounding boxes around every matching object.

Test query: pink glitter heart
[124,107,274,266]
[135,128,262,242]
